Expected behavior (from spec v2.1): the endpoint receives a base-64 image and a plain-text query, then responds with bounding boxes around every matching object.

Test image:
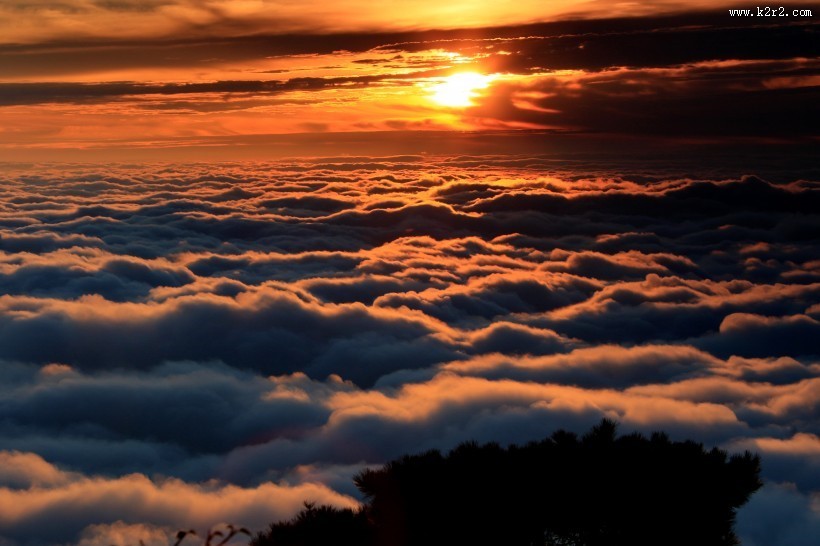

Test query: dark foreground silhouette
[252,420,761,546]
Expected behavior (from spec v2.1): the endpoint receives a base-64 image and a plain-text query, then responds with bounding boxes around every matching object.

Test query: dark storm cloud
[0,157,818,545]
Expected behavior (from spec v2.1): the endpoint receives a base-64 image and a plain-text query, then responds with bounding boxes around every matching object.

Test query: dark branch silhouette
[174,529,197,546]
[252,420,762,546]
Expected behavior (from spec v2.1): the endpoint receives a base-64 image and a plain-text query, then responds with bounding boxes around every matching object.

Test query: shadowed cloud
[0,156,817,545]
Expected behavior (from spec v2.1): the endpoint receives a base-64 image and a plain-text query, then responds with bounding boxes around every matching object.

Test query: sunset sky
[0,2,819,545]
[1,0,817,159]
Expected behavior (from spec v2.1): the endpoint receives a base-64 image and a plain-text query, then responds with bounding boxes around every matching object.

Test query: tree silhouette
[252,420,762,546]
[253,502,372,546]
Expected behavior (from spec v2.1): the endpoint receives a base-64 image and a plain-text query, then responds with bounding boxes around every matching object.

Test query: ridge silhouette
[252,420,762,546]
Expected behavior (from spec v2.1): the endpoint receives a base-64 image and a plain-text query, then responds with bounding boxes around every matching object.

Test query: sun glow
[429,72,493,108]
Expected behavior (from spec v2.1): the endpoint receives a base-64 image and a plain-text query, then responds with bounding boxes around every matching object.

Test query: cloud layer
[0,157,817,544]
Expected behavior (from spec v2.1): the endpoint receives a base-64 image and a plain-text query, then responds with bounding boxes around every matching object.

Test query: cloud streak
[0,9,816,156]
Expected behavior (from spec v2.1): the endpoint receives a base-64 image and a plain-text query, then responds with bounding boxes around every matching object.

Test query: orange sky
[0,0,816,159]
[0,1,746,44]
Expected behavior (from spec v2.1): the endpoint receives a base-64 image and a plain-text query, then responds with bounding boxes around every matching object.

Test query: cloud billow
[0,157,817,545]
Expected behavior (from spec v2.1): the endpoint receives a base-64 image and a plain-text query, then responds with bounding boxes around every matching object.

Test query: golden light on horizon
[429,72,494,108]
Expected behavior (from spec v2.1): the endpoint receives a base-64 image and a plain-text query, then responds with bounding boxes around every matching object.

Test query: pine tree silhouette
[252,420,762,546]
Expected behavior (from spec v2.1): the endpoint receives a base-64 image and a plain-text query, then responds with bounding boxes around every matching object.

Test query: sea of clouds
[0,156,817,545]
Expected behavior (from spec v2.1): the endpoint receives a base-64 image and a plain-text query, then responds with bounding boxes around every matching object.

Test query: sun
[429,72,493,108]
